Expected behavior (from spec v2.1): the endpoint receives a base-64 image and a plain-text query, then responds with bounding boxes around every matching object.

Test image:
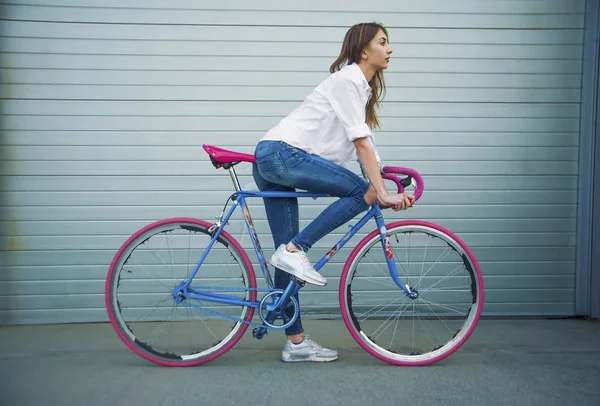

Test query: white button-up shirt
[261,63,380,167]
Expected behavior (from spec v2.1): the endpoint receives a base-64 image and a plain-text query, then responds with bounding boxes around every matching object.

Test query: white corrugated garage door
[0,0,585,324]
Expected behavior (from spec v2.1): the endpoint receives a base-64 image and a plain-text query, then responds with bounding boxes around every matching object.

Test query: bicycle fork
[374,213,418,299]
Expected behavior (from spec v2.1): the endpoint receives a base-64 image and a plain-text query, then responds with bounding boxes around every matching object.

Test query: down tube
[313,207,379,271]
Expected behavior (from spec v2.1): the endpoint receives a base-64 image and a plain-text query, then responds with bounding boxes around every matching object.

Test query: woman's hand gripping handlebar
[379,166,424,211]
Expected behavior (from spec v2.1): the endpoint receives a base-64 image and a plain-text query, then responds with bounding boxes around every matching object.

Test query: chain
[179,291,290,330]
[188,285,270,293]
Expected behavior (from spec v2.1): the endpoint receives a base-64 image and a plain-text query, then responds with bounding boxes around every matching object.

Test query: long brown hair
[330,22,388,129]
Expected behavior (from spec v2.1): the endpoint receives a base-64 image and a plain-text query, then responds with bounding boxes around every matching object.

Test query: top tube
[238,190,330,199]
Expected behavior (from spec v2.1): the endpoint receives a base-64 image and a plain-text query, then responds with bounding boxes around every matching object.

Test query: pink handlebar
[381,166,424,202]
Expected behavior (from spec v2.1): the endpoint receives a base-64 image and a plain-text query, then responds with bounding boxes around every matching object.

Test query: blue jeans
[252,140,370,335]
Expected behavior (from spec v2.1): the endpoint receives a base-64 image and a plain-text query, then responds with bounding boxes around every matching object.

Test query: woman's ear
[361,48,369,61]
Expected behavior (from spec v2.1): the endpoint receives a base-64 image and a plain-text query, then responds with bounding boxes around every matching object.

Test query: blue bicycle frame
[172,169,413,331]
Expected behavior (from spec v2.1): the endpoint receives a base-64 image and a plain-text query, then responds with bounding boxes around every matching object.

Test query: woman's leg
[252,156,304,338]
[253,140,355,360]
[256,142,371,252]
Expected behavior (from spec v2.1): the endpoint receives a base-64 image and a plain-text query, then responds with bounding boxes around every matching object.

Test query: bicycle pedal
[253,327,268,340]
[292,276,306,287]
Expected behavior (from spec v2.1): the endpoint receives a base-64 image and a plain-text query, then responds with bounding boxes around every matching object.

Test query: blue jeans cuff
[285,326,304,336]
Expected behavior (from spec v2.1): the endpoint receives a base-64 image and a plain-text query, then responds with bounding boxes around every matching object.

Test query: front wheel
[339,220,484,366]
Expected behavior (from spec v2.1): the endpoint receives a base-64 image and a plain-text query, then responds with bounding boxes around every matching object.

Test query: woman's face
[363,29,393,70]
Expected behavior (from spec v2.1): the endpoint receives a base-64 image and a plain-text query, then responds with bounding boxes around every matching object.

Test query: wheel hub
[407,287,419,299]
[171,282,186,304]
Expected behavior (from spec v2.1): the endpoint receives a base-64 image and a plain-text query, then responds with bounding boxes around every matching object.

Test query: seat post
[228,167,242,191]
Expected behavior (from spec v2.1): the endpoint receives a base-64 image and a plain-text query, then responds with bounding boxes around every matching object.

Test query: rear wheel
[340,220,483,366]
[105,217,257,366]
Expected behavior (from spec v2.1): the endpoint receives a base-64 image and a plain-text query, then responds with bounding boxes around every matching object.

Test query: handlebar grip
[380,166,424,202]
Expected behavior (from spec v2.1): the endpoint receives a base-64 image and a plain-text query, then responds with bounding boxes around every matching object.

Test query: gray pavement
[0,318,599,406]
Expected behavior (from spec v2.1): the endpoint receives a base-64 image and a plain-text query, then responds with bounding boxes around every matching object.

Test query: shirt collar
[344,63,372,95]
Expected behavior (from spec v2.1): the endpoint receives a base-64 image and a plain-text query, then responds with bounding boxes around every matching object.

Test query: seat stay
[182,199,241,288]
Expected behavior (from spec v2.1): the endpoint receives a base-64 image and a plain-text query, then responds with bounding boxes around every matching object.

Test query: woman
[252,22,415,362]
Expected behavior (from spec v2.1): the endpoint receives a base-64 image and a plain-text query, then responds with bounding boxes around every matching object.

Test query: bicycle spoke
[417,312,440,350]
[185,304,193,350]
[361,252,395,279]
[411,302,416,353]
[132,295,173,322]
[357,297,402,323]
[372,302,412,341]
[146,305,178,348]
[424,287,472,292]
[419,298,470,316]
[420,300,457,336]
[390,309,402,349]
[371,300,412,339]
[405,232,411,280]
[354,271,397,289]
[143,245,173,276]
[420,285,472,294]
[419,236,432,286]
[128,258,173,291]
[357,295,407,323]
[187,231,192,280]
[191,304,220,342]
[391,245,410,280]
[164,233,177,286]
[415,246,452,290]
[424,263,469,291]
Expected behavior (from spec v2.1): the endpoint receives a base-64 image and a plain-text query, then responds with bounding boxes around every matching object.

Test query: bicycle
[105,144,484,367]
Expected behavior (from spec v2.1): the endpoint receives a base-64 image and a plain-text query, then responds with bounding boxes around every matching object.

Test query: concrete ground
[0,318,599,406]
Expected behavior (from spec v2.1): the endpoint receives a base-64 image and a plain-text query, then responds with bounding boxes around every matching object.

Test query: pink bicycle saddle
[203,144,257,166]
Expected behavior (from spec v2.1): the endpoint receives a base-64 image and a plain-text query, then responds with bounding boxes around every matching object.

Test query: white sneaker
[281,335,338,362]
[269,244,327,286]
